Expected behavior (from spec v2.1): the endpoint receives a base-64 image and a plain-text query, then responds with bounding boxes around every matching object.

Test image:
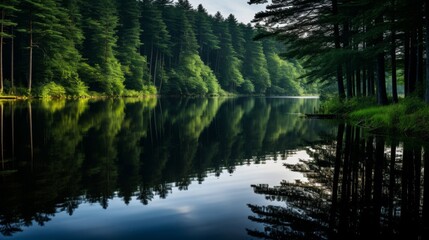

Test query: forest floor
[320,97,429,140]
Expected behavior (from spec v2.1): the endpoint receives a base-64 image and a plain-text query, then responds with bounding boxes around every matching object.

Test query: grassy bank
[321,97,429,139]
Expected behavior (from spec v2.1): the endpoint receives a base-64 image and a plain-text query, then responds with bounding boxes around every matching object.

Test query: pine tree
[164,6,222,95]
[242,25,270,94]
[194,4,219,64]
[117,0,148,91]
[140,0,171,88]
[227,14,245,61]
[80,0,124,95]
[0,0,18,93]
[19,0,84,94]
[211,12,244,92]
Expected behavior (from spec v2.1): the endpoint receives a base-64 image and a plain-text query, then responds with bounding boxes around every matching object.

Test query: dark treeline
[247,125,429,239]
[250,0,429,104]
[0,0,306,97]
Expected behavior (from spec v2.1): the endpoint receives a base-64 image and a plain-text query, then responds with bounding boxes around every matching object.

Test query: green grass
[322,97,429,139]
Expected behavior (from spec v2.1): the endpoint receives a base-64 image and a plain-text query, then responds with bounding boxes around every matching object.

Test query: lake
[0,97,427,239]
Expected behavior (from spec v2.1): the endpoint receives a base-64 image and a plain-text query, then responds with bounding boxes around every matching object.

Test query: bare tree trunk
[333,0,346,99]
[362,66,367,96]
[11,27,14,91]
[391,40,398,103]
[159,54,165,93]
[405,32,410,96]
[425,0,429,103]
[153,50,159,87]
[375,15,388,105]
[356,67,361,97]
[417,22,424,89]
[409,29,417,94]
[29,20,33,93]
[0,9,4,94]
[391,0,399,103]
[150,42,154,80]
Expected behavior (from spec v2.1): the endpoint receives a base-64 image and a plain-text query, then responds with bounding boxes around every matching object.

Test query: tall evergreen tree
[116,0,148,91]
[242,25,270,94]
[140,0,171,88]
[226,14,245,61]
[19,0,84,94]
[194,4,219,64]
[0,0,18,93]
[80,0,124,95]
[211,12,244,92]
[164,6,221,95]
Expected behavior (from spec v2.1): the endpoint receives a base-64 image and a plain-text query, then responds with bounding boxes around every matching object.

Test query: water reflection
[0,97,329,237]
[248,124,429,240]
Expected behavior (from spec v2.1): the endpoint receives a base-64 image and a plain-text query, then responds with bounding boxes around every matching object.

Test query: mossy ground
[321,97,429,139]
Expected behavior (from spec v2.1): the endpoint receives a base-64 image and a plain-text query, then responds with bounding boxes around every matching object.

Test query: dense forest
[250,0,429,104]
[0,0,306,97]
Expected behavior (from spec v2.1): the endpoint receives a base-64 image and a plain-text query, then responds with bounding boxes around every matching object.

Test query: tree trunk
[425,0,429,103]
[11,27,14,91]
[356,67,361,97]
[159,54,164,93]
[29,20,33,93]
[344,22,353,98]
[0,9,4,94]
[368,62,375,97]
[332,0,346,99]
[362,66,367,96]
[417,22,424,90]
[153,50,159,86]
[391,0,399,103]
[392,31,398,103]
[149,42,154,79]
[375,16,388,105]
[405,32,410,96]
[409,29,417,94]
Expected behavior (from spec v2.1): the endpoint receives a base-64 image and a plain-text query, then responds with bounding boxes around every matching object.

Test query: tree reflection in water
[248,124,429,240]
[0,97,331,237]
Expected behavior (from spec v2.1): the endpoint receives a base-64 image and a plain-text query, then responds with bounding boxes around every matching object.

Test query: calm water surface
[0,97,428,239]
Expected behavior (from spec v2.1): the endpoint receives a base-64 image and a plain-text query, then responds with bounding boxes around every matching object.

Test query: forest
[250,0,429,105]
[0,0,307,97]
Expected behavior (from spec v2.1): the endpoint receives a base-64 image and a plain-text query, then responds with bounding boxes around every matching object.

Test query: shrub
[39,82,67,99]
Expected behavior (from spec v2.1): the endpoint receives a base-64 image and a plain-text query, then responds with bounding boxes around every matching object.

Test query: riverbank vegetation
[0,0,308,98]
[249,0,429,138]
[250,0,429,104]
[319,97,429,139]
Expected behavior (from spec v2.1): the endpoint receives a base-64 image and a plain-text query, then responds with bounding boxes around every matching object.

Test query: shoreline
[319,97,429,141]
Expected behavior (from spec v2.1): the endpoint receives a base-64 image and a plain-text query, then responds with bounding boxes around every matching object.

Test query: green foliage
[3,0,306,97]
[211,12,244,92]
[117,0,148,91]
[38,82,67,98]
[320,97,377,115]
[242,26,270,93]
[81,0,125,95]
[241,79,255,94]
[164,53,221,95]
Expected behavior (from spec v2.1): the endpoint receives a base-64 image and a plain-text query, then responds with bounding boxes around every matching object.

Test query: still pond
[0,97,428,239]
